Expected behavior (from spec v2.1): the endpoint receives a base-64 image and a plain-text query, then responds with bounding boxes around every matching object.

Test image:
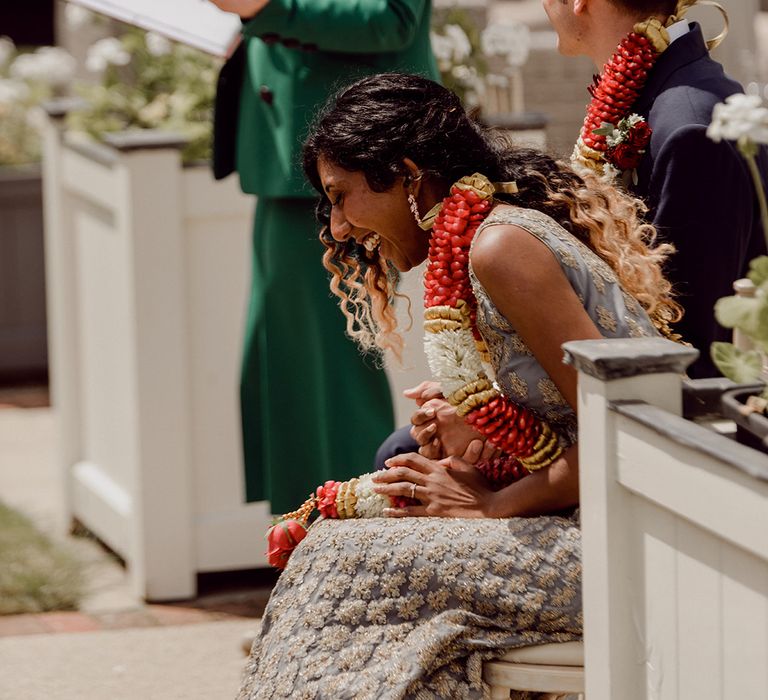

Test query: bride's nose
[329,206,353,242]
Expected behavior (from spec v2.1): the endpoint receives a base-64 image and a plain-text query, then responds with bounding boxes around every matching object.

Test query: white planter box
[41,104,270,600]
[564,338,768,700]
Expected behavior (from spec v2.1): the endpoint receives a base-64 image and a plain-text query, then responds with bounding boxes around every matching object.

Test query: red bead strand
[580,33,658,153]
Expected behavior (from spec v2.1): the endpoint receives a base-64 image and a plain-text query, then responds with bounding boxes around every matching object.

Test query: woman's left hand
[371,452,499,518]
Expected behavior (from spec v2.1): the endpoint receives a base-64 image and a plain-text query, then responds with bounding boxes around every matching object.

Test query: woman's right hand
[206,0,269,19]
[403,380,443,406]
[410,398,501,462]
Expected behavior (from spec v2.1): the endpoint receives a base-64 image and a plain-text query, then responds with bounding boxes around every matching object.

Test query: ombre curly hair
[303,73,682,358]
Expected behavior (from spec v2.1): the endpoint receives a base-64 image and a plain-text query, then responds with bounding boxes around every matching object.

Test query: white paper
[67,0,242,57]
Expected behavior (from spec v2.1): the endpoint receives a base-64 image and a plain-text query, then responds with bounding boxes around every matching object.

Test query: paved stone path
[0,620,259,700]
[0,386,272,698]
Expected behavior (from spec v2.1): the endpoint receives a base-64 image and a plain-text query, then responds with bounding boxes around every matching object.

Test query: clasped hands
[405,380,500,463]
[371,381,502,518]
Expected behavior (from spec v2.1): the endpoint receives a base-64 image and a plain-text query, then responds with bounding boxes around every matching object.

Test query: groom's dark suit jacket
[632,24,768,378]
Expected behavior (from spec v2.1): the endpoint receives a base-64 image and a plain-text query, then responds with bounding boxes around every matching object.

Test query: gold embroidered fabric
[237,516,581,700]
[468,205,659,447]
[237,203,654,700]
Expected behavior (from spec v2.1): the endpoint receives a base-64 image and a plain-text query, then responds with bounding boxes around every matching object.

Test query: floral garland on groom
[571,0,727,182]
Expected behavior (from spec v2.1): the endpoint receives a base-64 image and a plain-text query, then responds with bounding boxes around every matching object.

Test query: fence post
[562,337,698,700]
[102,131,196,599]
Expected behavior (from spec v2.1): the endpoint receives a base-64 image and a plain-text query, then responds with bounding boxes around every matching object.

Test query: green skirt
[241,197,394,514]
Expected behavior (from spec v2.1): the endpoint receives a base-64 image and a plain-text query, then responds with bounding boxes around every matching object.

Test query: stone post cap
[562,337,699,381]
[41,97,88,119]
[103,130,189,152]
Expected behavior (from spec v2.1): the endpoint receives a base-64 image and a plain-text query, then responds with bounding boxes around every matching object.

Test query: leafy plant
[0,501,84,614]
[431,11,530,110]
[0,37,76,166]
[68,26,219,163]
[707,93,768,398]
[0,8,219,167]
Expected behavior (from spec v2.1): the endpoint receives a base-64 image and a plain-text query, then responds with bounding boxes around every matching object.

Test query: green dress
[213,0,439,513]
[241,199,394,512]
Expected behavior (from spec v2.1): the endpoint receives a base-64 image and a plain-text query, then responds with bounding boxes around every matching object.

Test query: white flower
[32,47,76,87]
[481,23,530,67]
[605,127,623,147]
[707,93,768,146]
[64,4,92,30]
[168,92,196,118]
[424,328,486,396]
[430,31,453,66]
[145,32,172,57]
[86,37,131,73]
[138,95,169,125]
[0,78,30,105]
[0,36,15,68]
[486,73,509,88]
[443,24,472,63]
[451,63,477,85]
[10,53,40,82]
[11,46,76,87]
[352,474,388,518]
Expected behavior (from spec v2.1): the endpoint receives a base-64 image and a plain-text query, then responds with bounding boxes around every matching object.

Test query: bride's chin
[390,253,412,273]
[382,244,416,273]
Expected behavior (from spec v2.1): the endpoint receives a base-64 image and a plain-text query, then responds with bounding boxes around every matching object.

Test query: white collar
[666,19,691,44]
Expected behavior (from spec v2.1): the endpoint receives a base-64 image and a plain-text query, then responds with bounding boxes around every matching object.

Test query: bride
[237,73,680,700]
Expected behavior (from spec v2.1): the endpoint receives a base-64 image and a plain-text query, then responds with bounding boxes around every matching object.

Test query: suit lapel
[631,24,709,196]
[632,23,709,116]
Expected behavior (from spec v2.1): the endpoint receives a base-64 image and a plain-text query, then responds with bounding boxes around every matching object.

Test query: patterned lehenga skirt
[237,515,582,700]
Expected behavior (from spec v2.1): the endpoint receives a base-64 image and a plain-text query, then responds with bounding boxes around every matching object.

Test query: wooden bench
[483,641,584,699]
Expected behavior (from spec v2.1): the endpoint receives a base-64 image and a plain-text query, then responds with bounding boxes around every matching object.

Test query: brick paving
[0,580,275,638]
[0,546,278,636]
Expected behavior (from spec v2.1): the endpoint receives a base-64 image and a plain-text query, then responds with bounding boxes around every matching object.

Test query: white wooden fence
[41,104,271,600]
[565,337,768,700]
[41,102,431,599]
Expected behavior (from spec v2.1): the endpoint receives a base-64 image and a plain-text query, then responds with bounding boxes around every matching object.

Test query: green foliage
[430,9,487,108]
[0,502,84,614]
[707,96,768,395]
[0,41,75,166]
[711,255,768,389]
[748,255,768,287]
[711,342,764,385]
[69,28,219,164]
[0,93,43,165]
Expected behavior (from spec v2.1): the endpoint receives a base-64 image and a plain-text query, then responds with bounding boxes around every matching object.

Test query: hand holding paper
[66,0,244,57]
[207,0,271,19]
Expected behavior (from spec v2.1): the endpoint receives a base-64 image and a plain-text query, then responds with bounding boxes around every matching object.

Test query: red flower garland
[573,20,671,175]
[581,32,658,154]
[425,178,562,484]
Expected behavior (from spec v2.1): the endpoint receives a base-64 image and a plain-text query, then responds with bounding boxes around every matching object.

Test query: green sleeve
[241,0,427,53]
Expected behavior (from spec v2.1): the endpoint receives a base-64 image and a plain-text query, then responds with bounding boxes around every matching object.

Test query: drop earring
[407,192,423,226]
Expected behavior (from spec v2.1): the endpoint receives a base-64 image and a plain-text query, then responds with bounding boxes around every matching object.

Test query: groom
[544,0,768,378]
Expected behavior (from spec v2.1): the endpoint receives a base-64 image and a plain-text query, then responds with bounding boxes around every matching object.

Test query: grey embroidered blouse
[470,205,659,446]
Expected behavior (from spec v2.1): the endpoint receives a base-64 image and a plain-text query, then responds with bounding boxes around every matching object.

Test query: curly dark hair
[302,73,680,355]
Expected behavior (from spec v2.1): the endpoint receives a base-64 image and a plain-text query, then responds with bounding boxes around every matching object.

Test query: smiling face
[317,157,431,273]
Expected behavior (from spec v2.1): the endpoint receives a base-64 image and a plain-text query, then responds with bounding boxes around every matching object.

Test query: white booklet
[67,0,243,57]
